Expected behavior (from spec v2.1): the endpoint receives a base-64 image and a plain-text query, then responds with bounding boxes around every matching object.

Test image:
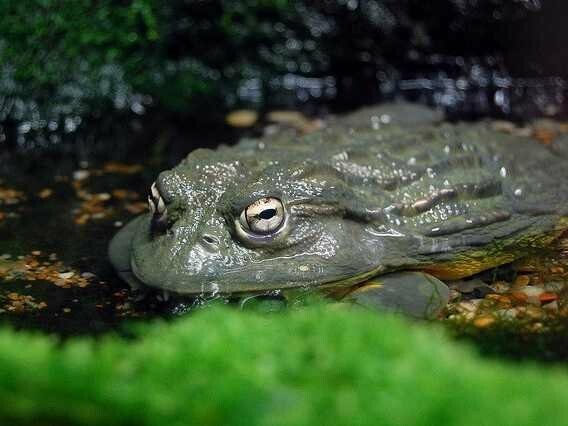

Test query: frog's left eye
[240,197,285,235]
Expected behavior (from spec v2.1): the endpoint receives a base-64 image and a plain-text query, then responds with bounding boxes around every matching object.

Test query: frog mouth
[109,215,382,298]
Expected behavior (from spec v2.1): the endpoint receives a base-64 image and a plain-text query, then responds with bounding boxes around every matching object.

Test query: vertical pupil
[258,208,276,220]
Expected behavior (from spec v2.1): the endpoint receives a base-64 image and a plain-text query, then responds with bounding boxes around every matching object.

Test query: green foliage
[0,306,567,425]
[0,0,298,117]
[0,0,158,85]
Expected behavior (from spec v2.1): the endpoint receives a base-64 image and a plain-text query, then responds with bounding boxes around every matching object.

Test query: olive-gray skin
[109,103,568,298]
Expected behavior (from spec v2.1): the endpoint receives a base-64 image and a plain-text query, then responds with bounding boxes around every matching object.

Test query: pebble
[492,281,510,294]
[37,188,53,199]
[496,308,519,320]
[545,281,565,292]
[114,221,123,227]
[73,170,90,181]
[63,308,71,313]
[81,272,96,279]
[524,305,544,320]
[225,110,258,128]
[519,286,544,305]
[513,275,530,288]
[58,272,75,279]
[473,315,496,328]
[539,292,558,305]
[543,301,559,312]
[456,300,482,313]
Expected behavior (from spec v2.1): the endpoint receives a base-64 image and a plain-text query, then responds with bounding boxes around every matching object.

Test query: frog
[109,102,568,318]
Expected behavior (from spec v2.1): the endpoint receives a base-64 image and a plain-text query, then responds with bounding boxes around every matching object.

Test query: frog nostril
[202,234,220,246]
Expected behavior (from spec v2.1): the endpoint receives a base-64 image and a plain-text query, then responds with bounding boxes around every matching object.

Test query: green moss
[0,306,567,425]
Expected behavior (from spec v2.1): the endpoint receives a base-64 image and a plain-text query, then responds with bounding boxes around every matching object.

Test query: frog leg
[108,216,146,291]
[342,272,450,319]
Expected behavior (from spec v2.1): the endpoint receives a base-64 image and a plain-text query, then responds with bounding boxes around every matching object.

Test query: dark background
[1,0,568,156]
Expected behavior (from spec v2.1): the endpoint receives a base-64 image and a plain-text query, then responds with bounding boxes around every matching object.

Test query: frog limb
[343,272,449,319]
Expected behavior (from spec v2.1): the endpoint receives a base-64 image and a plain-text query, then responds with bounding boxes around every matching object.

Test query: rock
[226,110,258,128]
[449,279,494,298]
[73,170,90,181]
[58,271,74,279]
[473,315,495,328]
[513,275,530,288]
[539,292,558,305]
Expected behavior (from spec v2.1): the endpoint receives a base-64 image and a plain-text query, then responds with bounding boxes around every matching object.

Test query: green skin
[109,103,568,302]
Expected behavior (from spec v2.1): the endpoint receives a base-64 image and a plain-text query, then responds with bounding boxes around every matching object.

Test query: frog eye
[148,182,169,233]
[240,197,285,235]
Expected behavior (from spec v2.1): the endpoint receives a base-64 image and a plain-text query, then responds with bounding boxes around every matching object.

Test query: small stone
[457,300,479,313]
[37,188,53,199]
[225,110,258,128]
[543,301,559,312]
[63,308,71,313]
[521,286,544,297]
[513,275,530,288]
[510,291,528,303]
[491,120,516,133]
[539,292,558,305]
[97,193,111,201]
[485,294,512,308]
[81,272,96,279]
[524,305,543,320]
[58,271,75,279]
[496,308,519,320]
[473,315,495,328]
[73,170,90,181]
[114,221,124,227]
[492,281,510,294]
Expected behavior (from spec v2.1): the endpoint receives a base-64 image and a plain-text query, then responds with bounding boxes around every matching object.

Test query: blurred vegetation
[1,306,568,425]
[0,0,542,135]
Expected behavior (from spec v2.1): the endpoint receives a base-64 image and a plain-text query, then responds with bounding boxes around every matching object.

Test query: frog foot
[343,272,450,319]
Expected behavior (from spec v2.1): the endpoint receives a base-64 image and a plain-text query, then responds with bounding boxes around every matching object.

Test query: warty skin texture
[109,103,568,296]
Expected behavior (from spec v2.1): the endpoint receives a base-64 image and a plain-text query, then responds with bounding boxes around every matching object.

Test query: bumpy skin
[109,103,568,295]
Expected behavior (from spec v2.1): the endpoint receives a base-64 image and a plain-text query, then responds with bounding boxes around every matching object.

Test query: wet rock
[73,170,90,181]
[473,315,496,328]
[449,279,495,299]
[226,110,258,128]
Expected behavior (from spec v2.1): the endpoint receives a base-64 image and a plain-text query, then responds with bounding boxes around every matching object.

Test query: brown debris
[102,162,143,175]
[37,188,53,199]
[0,252,92,288]
[71,167,146,225]
[3,292,47,313]
[0,186,25,205]
[446,234,568,333]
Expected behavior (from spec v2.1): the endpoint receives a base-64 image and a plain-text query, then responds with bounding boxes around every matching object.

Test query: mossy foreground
[0,307,567,426]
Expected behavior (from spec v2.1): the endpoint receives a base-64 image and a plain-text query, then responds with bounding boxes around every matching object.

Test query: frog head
[110,140,397,295]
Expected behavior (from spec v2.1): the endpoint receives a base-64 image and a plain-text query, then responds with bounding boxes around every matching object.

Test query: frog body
[109,103,568,315]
